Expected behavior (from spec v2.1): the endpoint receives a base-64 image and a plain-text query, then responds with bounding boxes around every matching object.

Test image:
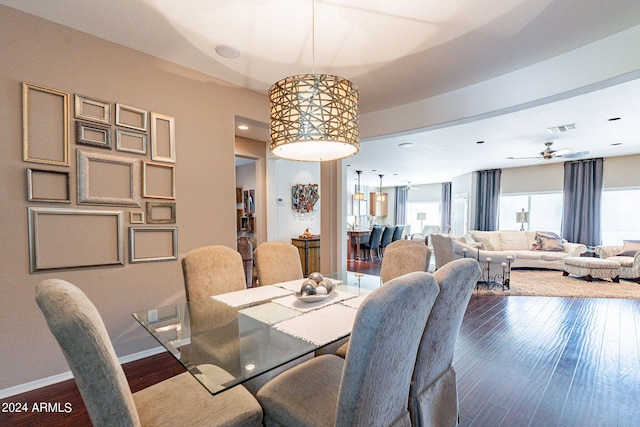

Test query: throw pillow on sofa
[535,231,564,252]
[617,240,640,256]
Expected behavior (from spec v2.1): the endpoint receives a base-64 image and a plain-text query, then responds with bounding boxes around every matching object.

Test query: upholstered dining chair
[379,225,396,257]
[409,258,481,427]
[182,245,247,301]
[380,240,431,283]
[256,272,440,427]
[392,224,406,241]
[360,225,383,260]
[35,279,263,427]
[253,241,304,286]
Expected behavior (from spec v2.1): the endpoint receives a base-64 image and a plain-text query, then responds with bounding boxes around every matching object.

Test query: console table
[291,237,320,277]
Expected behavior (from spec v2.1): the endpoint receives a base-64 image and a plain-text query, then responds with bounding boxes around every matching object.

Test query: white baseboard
[0,346,166,400]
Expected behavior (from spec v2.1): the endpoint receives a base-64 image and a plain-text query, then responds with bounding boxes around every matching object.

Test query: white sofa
[464,230,587,270]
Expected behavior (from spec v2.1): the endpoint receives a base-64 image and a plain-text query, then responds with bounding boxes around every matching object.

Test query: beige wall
[0,6,268,391]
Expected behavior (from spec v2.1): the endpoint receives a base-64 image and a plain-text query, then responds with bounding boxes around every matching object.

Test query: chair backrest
[392,225,405,241]
[380,240,431,283]
[366,225,383,249]
[35,279,141,427]
[409,258,481,427]
[253,241,304,286]
[182,245,247,301]
[430,233,457,270]
[337,271,440,427]
[380,226,395,248]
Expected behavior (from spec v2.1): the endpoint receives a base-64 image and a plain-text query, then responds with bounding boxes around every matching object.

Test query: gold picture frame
[27,168,71,203]
[146,201,176,224]
[22,82,70,166]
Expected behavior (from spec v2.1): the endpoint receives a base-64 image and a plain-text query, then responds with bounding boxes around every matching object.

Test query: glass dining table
[132,271,381,395]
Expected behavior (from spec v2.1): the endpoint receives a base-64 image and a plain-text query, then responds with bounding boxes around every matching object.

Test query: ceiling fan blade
[560,151,589,158]
[551,149,572,156]
[507,156,542,160]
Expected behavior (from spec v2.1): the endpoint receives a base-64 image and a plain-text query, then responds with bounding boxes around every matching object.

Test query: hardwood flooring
[3,260,638,426]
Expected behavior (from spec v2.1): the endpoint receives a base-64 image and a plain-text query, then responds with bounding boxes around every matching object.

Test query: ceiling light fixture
[376,174,385,202]
[215,45,240,59]
[354,170,365,201]
[398,142,414,148]
[237,125,249,130]
[268,0,359,162]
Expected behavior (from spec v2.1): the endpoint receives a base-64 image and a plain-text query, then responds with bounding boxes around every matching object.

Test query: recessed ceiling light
[611,142,622,146]
[398,142,414,148]
[476,141,485,144]
[608,117,621,121]
[237,124,249,130]
[215,45,240,59]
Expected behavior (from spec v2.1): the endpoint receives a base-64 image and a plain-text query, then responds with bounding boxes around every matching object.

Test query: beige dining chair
[35,279,263,427]
[380,240,431,283]
[182,245,247,301]
[253,241,304,286]
[256,271,440,427]
[409,258,481,427]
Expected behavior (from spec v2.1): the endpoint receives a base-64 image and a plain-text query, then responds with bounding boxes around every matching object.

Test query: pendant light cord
[311,0,316,74]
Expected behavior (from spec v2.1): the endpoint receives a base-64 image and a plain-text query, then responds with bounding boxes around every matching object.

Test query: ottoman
[563,257,620,282]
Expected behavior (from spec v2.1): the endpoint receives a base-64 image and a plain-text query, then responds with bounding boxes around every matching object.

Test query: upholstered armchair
[411,225,441,246]
[253,241,304,286]
[182,245,247,300]
[257,272,440,427]
[595,243,640,283]
[35,279,262,427]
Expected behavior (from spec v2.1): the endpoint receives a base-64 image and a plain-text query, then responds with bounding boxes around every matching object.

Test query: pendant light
[354,170,365,201]
[376,174,384,201]
[268,0,359,162]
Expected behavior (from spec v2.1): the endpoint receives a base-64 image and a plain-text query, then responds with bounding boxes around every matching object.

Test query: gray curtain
[440,182,452,233]
[561,158,603,246]
[475,169,501,231]
[395,185,408,225]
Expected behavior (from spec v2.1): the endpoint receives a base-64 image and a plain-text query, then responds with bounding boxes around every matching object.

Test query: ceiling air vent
[547,123,576,133]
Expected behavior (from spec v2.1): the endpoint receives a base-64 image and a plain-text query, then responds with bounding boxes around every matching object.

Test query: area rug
[474,268,640,299]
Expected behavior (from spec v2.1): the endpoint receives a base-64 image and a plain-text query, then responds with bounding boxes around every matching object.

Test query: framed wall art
[143,161,176,200]
[146,201,176,224]
[75,120,112,149]
[116,128,147,155]
[22,82,70,166]
[77,149,141,206]
[129,226,178,263]
[292,183,319,213]
[74,94,111,124]
[150,112,176,163]
[27,168,71,203]
[28,207,124,273]
[116,103,147,131]
[129,211,145,224]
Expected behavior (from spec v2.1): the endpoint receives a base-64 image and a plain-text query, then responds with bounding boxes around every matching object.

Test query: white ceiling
[5,0,640,187]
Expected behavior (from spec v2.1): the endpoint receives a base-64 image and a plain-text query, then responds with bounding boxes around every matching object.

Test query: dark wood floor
[3,259,638,426]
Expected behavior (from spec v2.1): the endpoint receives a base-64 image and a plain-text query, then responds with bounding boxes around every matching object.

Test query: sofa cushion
[617,240,640,256]
[535,231,564,252]
[525,232,537,250]
[469,231,501,251]
[608,255,635,268]
[499,231,529,251]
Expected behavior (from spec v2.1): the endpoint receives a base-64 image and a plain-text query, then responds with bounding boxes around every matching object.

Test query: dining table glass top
[132,271,381,395]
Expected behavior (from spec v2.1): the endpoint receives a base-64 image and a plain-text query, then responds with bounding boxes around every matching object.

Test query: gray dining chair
[182,245,247,301]
[335,239,431,358]
[256,271,440,427]
[253,241,304,286]
[379,225,396,257]
[35,279,262,427]
[392,224,406,241]
[409,258,481,427]
[360,225,383,260]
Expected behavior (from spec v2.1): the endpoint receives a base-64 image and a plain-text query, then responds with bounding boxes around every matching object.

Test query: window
[601,188,640,245]
[407,201,440,235]
[499,192,562,234]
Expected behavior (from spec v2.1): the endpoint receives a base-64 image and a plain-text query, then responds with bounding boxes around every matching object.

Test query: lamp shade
[416,212,427,220]
[269,74,359,162]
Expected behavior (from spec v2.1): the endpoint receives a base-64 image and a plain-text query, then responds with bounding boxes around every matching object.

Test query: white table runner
[212,285,293,307]
[271,290,356,313]
[340,295,367,310]
[274,304,358,346]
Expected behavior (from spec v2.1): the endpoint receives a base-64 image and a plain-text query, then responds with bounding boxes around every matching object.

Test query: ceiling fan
[507,142,588,161]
